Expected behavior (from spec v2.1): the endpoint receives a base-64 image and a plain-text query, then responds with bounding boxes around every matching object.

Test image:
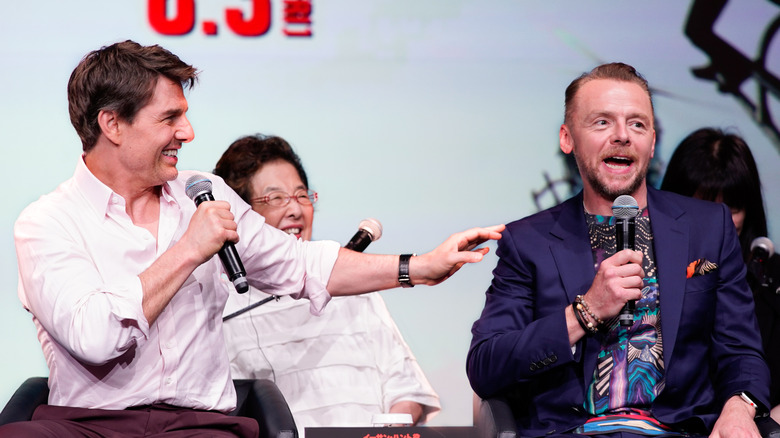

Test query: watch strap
[398,254,415,288]
[739,391,769,418]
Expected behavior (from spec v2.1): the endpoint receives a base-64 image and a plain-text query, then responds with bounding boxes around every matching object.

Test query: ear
[559,124,573,155]
[650,129,656,159]
[97,109,121,145]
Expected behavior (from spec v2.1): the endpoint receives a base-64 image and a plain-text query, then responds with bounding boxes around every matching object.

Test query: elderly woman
[214,134,440,436]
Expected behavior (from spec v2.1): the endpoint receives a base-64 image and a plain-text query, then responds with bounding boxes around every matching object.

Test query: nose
[612,121,630,146]
[284,197,304,218]
[176,115,195,143]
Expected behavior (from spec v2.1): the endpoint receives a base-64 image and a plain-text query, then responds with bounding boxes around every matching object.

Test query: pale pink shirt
[14,157,339,413]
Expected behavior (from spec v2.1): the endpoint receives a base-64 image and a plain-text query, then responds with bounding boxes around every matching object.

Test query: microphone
[344,218,383,252]
[750,237,775,263]
[185,175,249,294]
[613,195,640,327]
[223,217,383,322]
[748,237,776,291]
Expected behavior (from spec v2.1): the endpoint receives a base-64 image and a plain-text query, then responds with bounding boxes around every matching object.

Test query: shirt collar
[73,155,177,217]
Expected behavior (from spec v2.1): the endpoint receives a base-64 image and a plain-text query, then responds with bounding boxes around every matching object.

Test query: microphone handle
[345,229,372,252]
[193,192,248,294]
[223,227,375,322]
[617,217,636,327]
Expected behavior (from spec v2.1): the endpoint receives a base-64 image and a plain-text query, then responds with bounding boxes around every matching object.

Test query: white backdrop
[1,0,779,427]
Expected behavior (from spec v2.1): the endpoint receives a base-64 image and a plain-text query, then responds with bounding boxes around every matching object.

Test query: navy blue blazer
[467,186,769,436]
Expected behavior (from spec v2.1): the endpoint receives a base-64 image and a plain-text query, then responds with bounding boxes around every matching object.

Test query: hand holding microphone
[185,175,249,294]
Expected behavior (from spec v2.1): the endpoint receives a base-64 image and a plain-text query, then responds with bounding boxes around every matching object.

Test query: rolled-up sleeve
[15,203,149,366]
[220,178,340,315]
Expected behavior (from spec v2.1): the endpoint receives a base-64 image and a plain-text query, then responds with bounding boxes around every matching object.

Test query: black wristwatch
[398,254,415,288]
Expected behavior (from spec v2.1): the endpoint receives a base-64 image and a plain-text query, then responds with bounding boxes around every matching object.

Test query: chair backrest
[472,393,517,438]
[0,377,298,438]
[0,377,48,425]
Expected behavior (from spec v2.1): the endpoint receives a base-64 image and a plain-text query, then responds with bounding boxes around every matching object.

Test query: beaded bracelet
[572,301,598,334]
[575,295,604,327]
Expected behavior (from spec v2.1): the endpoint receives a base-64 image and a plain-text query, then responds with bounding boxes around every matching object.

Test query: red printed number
[148,0,195,35]
[226,0,271,36]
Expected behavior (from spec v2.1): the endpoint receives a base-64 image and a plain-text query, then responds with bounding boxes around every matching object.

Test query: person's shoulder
[505,194,580,234]
[651,187,728,216]
[16,177,79,225]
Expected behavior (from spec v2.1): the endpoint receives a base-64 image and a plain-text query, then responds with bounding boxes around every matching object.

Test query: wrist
[398,254,417,288]
[574,295,604,333]
[736,391,767,418]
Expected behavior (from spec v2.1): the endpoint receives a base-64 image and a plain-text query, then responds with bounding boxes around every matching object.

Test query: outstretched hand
[412,224,505,286]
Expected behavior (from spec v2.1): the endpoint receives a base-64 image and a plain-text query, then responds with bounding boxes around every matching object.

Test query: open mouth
[162,149,178,158]
[604,156,633,170]
[284,227,302,236]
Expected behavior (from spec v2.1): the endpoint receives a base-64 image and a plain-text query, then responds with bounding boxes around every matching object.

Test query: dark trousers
[0,403,259,437]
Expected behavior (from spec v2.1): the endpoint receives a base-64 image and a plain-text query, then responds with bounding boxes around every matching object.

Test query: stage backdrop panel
[1,0,778,427]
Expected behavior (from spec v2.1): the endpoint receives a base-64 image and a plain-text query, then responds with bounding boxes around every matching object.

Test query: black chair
[473,395,517,438]
[0,377,298,438]
[474,395,780,438]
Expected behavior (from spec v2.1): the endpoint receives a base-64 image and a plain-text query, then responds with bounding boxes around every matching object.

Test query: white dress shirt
[223,289,441,436]
[14,157,339,413]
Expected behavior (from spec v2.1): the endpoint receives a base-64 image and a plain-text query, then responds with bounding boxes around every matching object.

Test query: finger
[460,225,505,243]
[454,250,486,264]
[485,224,506,234]
[473,247,490,256]
[608,249,643,267]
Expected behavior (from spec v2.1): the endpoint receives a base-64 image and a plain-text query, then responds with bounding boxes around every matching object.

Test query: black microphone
[344,218,383,252]
[223,217,383,322]
[613,195,640,327]
[750,237,775,264]
[185,175,249,294]
[748,237,776,290]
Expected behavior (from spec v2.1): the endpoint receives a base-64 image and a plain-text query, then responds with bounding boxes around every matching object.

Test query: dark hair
[564,62,654,126]
[661,127,767,262]
[68,40,198,152]
[214,134,309,203]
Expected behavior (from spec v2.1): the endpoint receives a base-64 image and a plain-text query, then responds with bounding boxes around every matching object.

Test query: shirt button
[165,377,173,385]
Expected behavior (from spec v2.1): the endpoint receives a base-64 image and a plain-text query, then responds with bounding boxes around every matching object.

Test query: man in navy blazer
[467,63,769,438]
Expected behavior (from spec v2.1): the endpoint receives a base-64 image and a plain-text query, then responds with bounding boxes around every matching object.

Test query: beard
[573,147,648,201]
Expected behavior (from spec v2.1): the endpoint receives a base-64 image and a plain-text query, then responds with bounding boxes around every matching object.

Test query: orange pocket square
[686,259,718,278]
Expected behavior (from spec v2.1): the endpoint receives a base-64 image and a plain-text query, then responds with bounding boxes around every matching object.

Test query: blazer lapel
[549,193,602,381]
[647,187,688,369]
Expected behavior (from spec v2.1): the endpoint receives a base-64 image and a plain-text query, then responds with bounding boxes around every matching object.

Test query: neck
[84,150,162,227]
[582,184,649,216]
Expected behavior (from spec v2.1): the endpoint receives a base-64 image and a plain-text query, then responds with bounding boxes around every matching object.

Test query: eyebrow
[261,184,307,194]
[588,111,651,122]
[160,107,185,120]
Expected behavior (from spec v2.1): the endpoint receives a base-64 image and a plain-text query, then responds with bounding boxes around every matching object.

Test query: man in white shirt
[3,40,503,437]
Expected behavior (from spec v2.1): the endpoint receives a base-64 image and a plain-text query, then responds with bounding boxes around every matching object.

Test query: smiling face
[560,78,656,214]
[250,160,314,241]
[115,76,194,188]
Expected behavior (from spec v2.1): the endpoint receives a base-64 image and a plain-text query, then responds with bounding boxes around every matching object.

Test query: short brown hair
[68,40,198,152]
[564,62,654,126]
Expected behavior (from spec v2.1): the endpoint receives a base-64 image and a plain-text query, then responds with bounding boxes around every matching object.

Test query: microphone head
[751,236,775,256]
[185,175,212,200]
[612,195,640,219]
[358,218,383,242]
